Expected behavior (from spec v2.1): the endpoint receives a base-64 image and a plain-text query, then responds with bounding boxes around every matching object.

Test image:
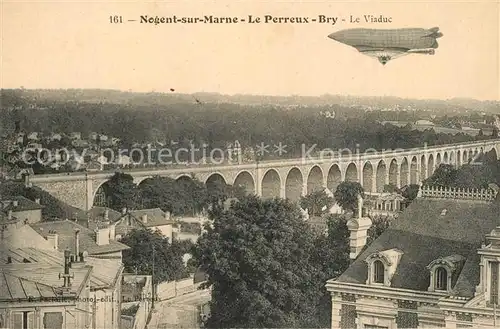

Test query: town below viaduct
[28,140,500,210]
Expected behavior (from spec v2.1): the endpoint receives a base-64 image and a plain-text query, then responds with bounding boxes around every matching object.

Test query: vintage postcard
[1,1,499,328]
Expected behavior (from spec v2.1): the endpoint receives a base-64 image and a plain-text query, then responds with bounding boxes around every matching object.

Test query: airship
[328,27,443,65]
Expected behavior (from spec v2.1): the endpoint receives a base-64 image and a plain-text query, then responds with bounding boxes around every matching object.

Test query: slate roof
[3,247,123,290]
[1,195,44,212]
[113,208,175,236]
[128,208,174,228]
[87,206,122,223]
[0,263,91,302]
[30,220,130,255]
[336,198,500,297]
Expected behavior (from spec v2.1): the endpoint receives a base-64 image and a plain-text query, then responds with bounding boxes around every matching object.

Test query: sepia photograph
[0,0,499,328]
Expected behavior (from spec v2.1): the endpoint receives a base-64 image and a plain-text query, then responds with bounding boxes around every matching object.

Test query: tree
[139,176,194,215]
[193,196,330,328]
[105,172,139,211]
[121,228,189,284]
[334,181,364,213]
[366,216,391,246]
[402,184,420,201]
[299,190,335,217]
[309,214,350,324]
[423,164,457,187]
[383,183,400,193]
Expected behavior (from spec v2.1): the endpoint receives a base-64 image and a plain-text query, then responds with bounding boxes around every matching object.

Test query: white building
[327,186,500,329]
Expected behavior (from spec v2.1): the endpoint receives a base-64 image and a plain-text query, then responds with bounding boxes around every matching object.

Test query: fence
[420,185,498,202]
[156,275,206,301]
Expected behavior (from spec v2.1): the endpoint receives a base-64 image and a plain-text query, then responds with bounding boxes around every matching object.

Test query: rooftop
[0,263,91,302]
[30,220,130,255]
[3,247,123,290]
[128,208,174,228]
[1,195,44,212]
[334,198,500,297]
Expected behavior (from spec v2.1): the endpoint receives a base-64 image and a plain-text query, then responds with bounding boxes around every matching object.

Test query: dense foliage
[2,89,494,162]
[299,190,335,217]
[423,150,500,189]
[193,195,396,328]
[101,173,245,215]
[334,181,364,213]
[366,216,392,246]
[194,196,336,328]
[121,228,194,284]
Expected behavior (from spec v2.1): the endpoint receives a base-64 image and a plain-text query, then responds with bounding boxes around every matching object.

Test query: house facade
[3,234,124,329]
[327,187,500,329]
[0,252,93,329]
[1,196,44,225]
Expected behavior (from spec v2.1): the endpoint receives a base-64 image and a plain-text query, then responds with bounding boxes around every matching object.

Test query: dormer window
[365,249,404,286]
[427,255,465,293]
[435,267,448,290]
[373,260,385,283]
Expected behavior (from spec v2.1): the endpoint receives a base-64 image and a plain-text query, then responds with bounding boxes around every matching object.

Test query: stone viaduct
[28,140,500,210]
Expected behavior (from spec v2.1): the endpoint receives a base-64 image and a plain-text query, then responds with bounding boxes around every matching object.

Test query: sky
[1,0,499,100]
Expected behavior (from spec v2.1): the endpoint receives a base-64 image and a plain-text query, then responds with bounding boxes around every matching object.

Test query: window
[435,267,448,290]
[43,312,63,329]
[491,262,499,305]
[12,311,34,329]
[373,260,385,283]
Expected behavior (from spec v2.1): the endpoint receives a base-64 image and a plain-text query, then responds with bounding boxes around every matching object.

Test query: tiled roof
[336,198,500,297]
[30,220,130,255]
[0,263,91,302]
[128,208,174,228]
[87,207,122,223]
[2,248,123,289]
[82,207,123,230]
[1,195,44,212]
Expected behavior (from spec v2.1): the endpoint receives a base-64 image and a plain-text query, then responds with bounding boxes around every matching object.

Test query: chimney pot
[47,232,59,250]
[12,201,18,207]
[74,229,80,259]
[35,198,41,204]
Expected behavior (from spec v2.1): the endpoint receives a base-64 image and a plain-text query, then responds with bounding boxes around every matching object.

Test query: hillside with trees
[1,89,496,161]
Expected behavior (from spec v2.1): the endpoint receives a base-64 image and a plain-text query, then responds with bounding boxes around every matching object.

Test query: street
[148,289,211,329]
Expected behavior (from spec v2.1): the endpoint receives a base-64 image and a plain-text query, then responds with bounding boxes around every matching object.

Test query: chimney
[165,211,171,220]
[74,229,80,259]
[7,210,12,220]
[12,200,18,207]
[59,249,74,289]
[7,256,12,264]
[35,198,41,204]
[122,208,127,215]
[347,194,372,260]
[109,223,116,241]
[47,231,59,250]
[104,209,109,221]
[95,227,110,245]
[142,214,147,224]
